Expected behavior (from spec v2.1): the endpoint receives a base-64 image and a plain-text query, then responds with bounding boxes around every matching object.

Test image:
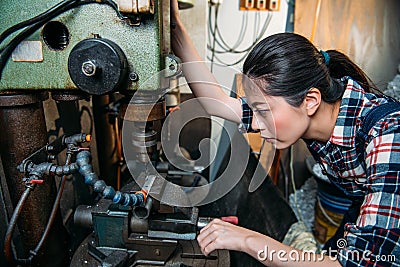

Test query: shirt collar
[328,77,365,147]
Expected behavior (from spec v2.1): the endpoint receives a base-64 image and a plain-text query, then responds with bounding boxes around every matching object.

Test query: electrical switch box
[257,0,266,9]
[267,0,280,11]
[239,0,280,11]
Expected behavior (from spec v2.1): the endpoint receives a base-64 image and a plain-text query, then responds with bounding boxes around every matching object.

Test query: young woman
[170,1,400,266]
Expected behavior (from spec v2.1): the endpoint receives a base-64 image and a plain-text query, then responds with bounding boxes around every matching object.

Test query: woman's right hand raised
[170,0,180,24]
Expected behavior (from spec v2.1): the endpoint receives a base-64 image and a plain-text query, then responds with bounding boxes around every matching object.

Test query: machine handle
[221,216,238,225]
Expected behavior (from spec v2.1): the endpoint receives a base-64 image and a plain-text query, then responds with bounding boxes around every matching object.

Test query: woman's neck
[303,100,341,142]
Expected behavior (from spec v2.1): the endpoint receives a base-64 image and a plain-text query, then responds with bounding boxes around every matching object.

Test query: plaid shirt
[240,77,400,266]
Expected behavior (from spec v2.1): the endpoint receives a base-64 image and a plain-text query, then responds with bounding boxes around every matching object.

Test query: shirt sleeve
[238,97,258,133]
[337,117,400,266]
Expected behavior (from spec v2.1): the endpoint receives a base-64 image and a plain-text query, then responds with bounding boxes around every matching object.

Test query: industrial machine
[0,1,229,266]
[0,1,296,266]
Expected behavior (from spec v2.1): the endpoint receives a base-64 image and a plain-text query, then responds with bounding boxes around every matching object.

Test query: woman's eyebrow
[251,101,268,108]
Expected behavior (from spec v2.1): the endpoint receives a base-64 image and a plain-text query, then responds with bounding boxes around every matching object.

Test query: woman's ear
[304,88,321,116]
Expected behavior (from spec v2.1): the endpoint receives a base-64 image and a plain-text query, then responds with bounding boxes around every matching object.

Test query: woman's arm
[170,0,242,123]
[197,219,341,267]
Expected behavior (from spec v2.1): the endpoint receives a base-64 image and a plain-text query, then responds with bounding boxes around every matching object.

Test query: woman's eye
[255,109,269,116]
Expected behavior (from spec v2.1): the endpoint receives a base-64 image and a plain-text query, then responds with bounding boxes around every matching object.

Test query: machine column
[0,92,69,267]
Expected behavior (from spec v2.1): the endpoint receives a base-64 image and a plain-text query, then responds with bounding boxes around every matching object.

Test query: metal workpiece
[74,198,153,232]
[0,93,69,267]
[133,196,153,219]
[129,212,149,233]
[73,204,94,228]
[74,203,150,233]
[0,0,170,91]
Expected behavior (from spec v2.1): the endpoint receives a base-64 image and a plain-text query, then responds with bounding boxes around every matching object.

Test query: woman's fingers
[198,220,225,255]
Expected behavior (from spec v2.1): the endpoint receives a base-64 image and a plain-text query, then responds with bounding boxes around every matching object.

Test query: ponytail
[243,33,378,107]
[325,50,376,93]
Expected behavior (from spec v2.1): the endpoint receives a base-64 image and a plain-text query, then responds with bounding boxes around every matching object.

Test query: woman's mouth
[262,137,276,142]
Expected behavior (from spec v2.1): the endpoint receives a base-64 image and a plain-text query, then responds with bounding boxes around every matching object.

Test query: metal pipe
[0,92,69,267]
[92,94,118,188]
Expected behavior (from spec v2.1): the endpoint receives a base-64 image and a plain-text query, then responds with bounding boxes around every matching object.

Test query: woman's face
[245,88,309,150]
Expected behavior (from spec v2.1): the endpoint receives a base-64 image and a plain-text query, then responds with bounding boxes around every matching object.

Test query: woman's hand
[197,218,258,256]
[170,0,180,27]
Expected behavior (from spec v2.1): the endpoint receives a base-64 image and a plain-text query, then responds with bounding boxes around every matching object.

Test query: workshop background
[0,0,400,267]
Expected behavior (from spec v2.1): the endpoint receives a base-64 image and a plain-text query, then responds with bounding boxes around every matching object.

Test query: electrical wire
[4,153,75,265]
[207,49,251,67]
[290,145,304,223]
[253,12,260,42]
[207,6,273,67]
[272,149,281,185]
[113,117,123,190]
[207,9,249,53]
[80,105,94,136]
[0,0,76,45]
[28,153,73,261]
[0,0,126,79]
[4,185,35,265]
[280,155,289,200]
[0,0,78,79]
[207,6,271,54]
[208,11,272,54]
[209,4,219,72]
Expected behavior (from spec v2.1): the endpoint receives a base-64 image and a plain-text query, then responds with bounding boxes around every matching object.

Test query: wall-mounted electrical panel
[239,0,280,11]
[209,0,224,5]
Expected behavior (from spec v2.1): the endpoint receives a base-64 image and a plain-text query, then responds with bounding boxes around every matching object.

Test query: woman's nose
[251,116,262,131]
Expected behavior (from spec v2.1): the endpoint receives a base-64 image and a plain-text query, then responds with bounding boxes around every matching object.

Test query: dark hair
[243,32,376,106]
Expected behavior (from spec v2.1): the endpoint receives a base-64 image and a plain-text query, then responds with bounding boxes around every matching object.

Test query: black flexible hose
[28,153,72,260]
[4,185,35,266]
[0,0,77,45]
[0,0,80,79]
[0,0,125,80]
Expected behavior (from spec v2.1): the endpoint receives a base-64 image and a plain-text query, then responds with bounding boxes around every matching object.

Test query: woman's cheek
[271,113,286,132]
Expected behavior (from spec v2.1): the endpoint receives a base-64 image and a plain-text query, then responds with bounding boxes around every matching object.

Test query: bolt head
[129,72,139,82]
[82,61,97,76]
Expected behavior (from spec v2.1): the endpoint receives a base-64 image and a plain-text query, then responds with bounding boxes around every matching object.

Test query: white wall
[180,1,290,179]
[180,0,290,90]
[207,1,289,85]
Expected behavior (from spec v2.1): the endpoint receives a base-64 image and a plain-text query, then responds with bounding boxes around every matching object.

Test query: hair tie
[320,50,330,65]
